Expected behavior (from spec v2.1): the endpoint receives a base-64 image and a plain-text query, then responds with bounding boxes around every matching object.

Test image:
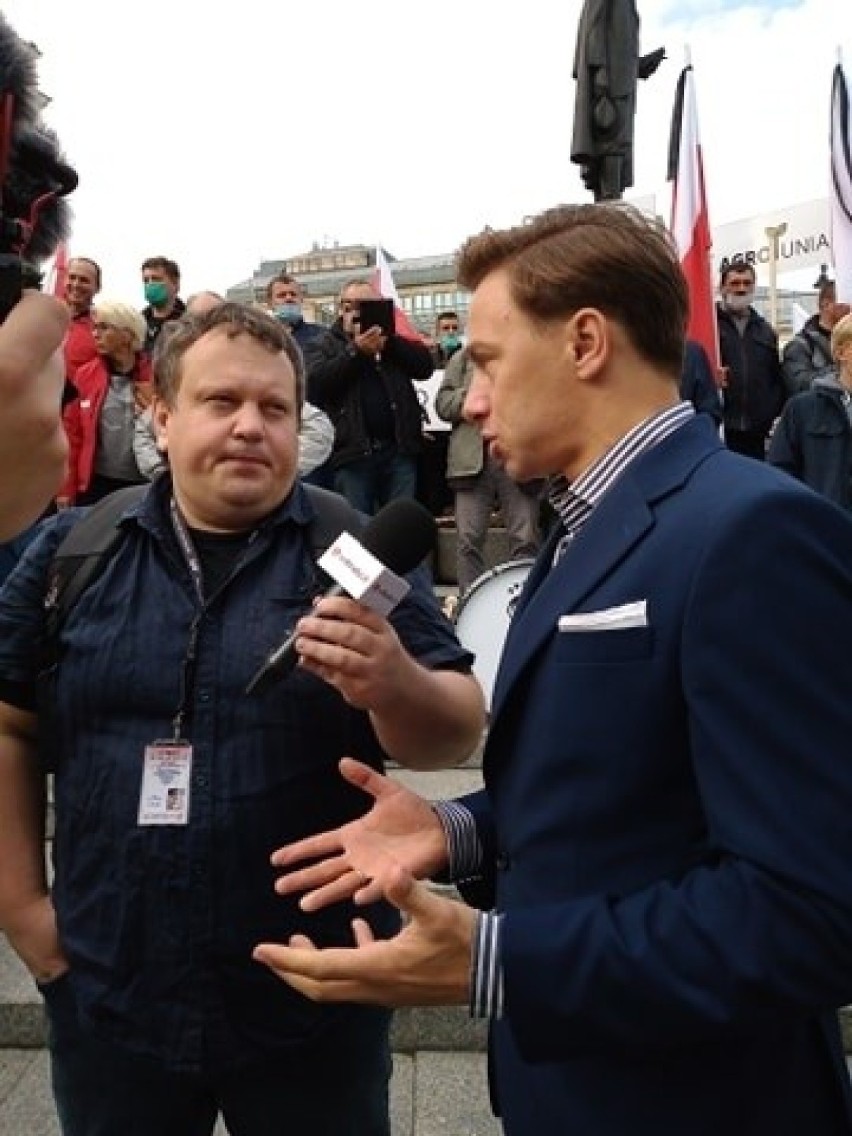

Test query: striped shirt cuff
[470,911,504,1019]
[431,800,484,880]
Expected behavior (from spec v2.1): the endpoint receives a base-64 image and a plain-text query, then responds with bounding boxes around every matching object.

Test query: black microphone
[246,498,437,695]
[0,15,77,315]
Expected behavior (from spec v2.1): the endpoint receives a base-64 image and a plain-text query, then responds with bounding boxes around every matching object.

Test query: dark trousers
[333,444,416,516]
[43,975,392,1136]
[725,428,767,460]
[416,432,453,517]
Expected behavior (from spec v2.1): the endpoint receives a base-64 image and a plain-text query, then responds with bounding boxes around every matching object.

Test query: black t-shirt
[188,528,254,597]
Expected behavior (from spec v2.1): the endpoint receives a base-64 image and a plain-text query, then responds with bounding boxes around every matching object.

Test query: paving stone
[412,1051,500,1135]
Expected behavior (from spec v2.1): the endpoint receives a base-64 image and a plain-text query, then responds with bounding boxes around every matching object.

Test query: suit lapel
[489,416,722,722]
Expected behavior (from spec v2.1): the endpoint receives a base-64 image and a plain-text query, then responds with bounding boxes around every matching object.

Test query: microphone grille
[360,499,436,577]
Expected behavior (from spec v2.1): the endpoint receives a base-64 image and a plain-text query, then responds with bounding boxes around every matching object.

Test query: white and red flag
[372,246,426,342]
[46,240,69,298]
[667,62,719,370]
[830,60,852,303]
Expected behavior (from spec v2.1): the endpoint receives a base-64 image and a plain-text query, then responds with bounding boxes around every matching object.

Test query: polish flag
[667,62,719,370]
[830,60,852,303]
[372,246,426,342]
[46,241,69,298]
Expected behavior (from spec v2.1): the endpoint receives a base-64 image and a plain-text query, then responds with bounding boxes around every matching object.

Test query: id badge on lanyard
[138,740,193,825]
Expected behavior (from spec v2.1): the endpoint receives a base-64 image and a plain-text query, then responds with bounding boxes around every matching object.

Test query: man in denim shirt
[0,303,485,1136]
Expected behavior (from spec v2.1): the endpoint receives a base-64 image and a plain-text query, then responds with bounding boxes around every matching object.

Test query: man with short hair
[436,346,540,593]
[266,273,325,353]
[782,279,850,395]
[185,290,225,317]
[716,261,785,458]
[257,205,852,1136]
[0,302,484,1135]
[141,256,186,352]
[305,279,434,514]
[418,310,464,520]
[62,257,102,382]
[430,310,464,369]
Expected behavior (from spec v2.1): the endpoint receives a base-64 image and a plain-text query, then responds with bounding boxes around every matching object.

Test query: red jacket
[60,353,153,501]
[63,311,99,383]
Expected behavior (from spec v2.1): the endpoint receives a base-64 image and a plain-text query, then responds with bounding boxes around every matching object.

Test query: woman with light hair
[58,300,154,505]
[768,311,852,512]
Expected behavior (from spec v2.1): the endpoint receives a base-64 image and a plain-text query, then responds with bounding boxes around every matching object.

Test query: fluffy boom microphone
[0,13,77,317]
[246,498,437,695]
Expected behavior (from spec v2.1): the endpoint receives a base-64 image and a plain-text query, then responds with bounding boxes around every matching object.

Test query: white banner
[415,369,451,432]
[712,199,831,280]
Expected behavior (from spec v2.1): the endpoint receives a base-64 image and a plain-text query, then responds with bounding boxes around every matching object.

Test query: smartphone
[355,298,395,337]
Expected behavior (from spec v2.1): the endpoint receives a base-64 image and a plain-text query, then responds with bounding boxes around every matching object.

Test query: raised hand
[270,757,449,912]
[255,860,475,1006]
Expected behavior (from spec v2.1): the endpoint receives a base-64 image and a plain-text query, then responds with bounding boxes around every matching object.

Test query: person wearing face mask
[716,262,786,459]
[266,273,332,486]
[266,273,325,353]
[418,311,465,520]
[141,256,186,353]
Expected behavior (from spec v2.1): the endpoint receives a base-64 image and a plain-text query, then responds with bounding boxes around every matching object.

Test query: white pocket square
[558,600,648,632]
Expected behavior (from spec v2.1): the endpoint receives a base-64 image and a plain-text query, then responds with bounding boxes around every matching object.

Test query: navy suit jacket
[461,414,852,1135]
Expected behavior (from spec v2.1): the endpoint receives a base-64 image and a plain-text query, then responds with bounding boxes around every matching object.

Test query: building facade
[226,242,470,332]
[227,235,825,342]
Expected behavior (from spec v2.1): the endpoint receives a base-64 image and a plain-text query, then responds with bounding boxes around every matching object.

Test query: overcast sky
[2,0,846,304]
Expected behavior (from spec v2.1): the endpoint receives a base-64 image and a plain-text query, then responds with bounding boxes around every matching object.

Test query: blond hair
[831,312,852,361]
[93,300,147,352]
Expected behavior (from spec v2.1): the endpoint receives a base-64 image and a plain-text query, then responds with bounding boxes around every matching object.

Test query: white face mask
[725,292,754,314]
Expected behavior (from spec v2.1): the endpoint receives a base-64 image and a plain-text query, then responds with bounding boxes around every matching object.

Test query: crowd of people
[3,245,850,593]
[0,210,851,1136]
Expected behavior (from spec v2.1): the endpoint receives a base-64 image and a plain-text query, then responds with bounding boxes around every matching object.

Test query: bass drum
[454,559,534,711]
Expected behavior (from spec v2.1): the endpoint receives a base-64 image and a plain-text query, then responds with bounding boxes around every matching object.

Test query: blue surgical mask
[440,334,461,352]
[274,303,302,325]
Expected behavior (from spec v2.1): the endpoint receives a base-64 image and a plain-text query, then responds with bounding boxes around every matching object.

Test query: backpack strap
[44,483,363,648]
[44,485,148,649]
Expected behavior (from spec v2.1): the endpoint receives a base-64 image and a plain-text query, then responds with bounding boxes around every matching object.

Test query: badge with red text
[138,741,192,825]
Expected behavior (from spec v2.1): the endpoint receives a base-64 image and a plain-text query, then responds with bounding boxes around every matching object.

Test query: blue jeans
[333,445,417,516]
[43,974,392,1136]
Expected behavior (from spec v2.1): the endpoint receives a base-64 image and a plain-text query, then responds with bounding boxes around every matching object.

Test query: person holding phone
[304,280,434,515]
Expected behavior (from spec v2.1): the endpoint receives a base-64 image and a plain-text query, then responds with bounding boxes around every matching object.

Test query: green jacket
[434,349,485,483]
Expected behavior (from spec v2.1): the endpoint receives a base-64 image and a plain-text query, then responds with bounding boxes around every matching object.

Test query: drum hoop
[454,557,536,624]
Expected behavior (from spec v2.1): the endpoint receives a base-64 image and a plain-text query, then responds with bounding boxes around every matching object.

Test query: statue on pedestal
[571,0,665,201]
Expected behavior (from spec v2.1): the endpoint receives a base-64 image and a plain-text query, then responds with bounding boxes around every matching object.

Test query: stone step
[432,524,519,586]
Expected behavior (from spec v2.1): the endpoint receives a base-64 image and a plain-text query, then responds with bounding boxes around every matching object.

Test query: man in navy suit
[255,204,852,1135]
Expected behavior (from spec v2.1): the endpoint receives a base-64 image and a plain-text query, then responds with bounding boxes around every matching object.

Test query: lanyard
[167,498,262,741]
[168,499,204,741]
[170,498,205,604]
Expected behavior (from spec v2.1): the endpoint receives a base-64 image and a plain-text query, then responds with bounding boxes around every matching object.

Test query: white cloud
[0,0,847,302]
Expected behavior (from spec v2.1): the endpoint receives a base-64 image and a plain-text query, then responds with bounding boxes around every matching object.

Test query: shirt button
[196,774,208,788]
[198,691,210,704]
[495,853,511,871]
